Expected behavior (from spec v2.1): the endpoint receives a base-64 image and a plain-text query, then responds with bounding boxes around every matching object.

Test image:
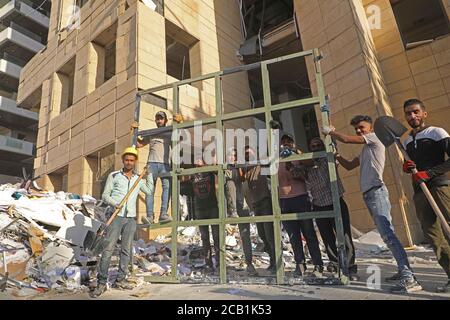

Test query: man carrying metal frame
[242,146,276,273]
[278,134,324,277]
[137,111,172,224]
[224,148,258,276]
[303,137,357,279]
[322,115,421,293]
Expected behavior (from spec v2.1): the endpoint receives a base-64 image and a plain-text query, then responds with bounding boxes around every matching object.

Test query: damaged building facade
[0,0,51,182]
[16,0,450,245]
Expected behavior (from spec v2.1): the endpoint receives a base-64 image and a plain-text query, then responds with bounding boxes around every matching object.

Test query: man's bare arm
[329,131,365,144]
[136,136,149,148]
[336,154,360,171]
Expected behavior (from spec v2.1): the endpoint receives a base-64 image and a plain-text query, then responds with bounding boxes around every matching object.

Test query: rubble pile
[0,183,103,296]
[2,181,416,295]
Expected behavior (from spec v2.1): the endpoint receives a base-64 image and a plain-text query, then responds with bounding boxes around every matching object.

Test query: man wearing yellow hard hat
[91,147,153,298]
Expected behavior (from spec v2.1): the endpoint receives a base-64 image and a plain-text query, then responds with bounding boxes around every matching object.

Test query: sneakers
[385,272,402,283]
[348,272,359,281]
[311,265,324,278]
[436,280,450,293]
[112,279,134,290]
[159,213,172,222]
[90,283,107,298]
[228,211,239,219]
[141,216,153,225]
[326,262,338,273]
[390,277,423,294]
[246,263,258,276]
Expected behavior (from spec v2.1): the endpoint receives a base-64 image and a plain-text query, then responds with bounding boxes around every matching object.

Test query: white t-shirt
[359,132,385,193]
[145,133,171,164]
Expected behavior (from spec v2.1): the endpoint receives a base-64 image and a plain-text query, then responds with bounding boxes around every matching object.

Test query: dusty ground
[1,250,449,300]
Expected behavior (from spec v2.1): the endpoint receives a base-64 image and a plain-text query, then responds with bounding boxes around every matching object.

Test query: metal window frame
[132,49,348,285]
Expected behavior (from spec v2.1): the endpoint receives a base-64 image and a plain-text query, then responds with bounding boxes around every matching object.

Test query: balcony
[0,0,49,29]
[0,133,34,176]
[0,23,46,56]
[0,133,34,155]
[0,95,38,129]
[0,54,21,78]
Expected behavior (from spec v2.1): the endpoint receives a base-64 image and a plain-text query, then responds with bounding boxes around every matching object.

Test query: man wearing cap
[137,111,172,223]
[91,147,153,298]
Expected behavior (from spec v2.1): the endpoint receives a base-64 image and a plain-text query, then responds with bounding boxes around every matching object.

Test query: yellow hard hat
[122,147,138,159]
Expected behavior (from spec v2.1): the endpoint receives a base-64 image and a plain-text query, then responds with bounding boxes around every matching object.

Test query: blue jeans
[146,162,171,217]
[363,185,413,279]
[97,216,136,285]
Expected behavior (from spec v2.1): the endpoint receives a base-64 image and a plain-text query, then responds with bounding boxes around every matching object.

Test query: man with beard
[402,99,450,293]
[322,115,421,293]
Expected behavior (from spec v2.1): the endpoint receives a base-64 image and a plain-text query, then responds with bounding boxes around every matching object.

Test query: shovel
[84,166,148,255]
[374,116,450,239]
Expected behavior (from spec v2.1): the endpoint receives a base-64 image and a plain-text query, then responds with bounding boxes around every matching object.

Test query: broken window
[92,22,117,89]
[139,91,168,110]
[54,57,76,113]
[76,0,90,8]
[238,0,296,58]
[59,0,80,31]
[142,0,164,15]
[48,166,69,192]
[165,19,199,81]
[390,0,450,48]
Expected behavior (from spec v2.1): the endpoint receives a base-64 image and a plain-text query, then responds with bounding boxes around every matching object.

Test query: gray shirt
[144,133,171,164]
[359,132,385,193]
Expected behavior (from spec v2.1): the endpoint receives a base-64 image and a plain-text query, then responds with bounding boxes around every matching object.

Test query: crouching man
[90,147,153,298]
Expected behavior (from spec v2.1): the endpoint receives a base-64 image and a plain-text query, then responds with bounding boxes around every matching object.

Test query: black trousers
[314,197,357,273]
[196,207,220,264]
[280,194,323,266]
[253,197,276,265]
[225,179,253,264]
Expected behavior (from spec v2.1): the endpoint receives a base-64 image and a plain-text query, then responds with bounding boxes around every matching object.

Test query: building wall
[17,0,251,239]
[18,0,450,244]
[294,0,450,245]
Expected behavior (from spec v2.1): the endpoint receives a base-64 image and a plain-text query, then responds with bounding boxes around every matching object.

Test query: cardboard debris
[225,235,238,247]
[182,226,197,237]
[40,243,75,282]
[55,213,102,247]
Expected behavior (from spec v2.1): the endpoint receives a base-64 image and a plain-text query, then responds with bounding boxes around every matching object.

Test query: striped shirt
[305,158,345,207]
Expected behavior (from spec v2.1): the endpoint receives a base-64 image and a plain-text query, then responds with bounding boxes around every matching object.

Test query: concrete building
[0,0,50,182]
[16,0,450,244]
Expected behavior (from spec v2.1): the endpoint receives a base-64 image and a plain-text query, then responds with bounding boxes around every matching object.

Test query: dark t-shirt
[403,126,450,190]
[192,173,217,211]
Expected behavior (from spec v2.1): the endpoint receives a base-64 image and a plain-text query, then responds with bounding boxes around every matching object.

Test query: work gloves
[403,160,431,183]
[173,113,184,123]
[321,125,335,135]
[402,160,416,173]
[412,171,431,184]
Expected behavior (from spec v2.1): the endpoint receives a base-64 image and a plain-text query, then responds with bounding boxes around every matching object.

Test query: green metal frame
[133,49,348,285]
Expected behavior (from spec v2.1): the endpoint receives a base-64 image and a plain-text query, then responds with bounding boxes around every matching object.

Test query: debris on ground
[4,182,437,298]
[0,183,107,296]
[353,229,388,254]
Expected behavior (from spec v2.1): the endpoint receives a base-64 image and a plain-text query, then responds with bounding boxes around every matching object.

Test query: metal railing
[133,49,348,285]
